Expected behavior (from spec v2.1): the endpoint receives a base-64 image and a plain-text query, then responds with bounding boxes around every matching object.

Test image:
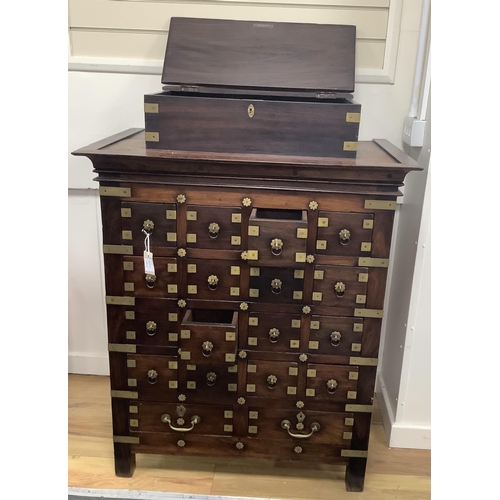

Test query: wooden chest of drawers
[73,129,421,491]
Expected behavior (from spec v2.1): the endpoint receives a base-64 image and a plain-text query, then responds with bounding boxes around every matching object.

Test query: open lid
[161,18,356,94]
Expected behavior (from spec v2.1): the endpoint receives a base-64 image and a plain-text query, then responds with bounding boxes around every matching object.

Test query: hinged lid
[161,18,356,94]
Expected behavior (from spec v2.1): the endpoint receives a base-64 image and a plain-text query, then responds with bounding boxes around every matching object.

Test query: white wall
[68,0,430,448]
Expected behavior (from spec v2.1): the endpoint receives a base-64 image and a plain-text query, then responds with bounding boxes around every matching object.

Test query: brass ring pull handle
[202,341,214,357]
[161,413,201,432]
[267,374,278,389]
[269,328,280,343]
[145,274,156,288]
[339,229,351,245]
[334,282,346,297]
[330,331,341,347]
[327,379,338,394]
[147,369,158,384]
[206,372,217,386]
[281,419,321,438]
[270,238,284,256]
[271,278,282,294]
[143,219,155,234]
[146,321,157,336]
[208,222,220,239]
[207,275,219,291]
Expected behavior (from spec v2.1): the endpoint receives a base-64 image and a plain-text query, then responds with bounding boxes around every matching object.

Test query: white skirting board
[68,488,279,500]
[376,374,431,450]
[68,352,110,376]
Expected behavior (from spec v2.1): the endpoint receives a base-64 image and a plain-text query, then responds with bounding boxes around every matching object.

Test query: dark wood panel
[162,18,356,92]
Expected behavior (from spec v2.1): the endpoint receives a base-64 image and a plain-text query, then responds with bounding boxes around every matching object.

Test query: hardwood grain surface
[68,374,430,499]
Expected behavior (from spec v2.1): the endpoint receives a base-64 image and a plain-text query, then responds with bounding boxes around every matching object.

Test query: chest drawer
[186,205,242,250]
[247,208,308,266]
[186,259,241,300]
[308,316,364,355]
[312,265,369,309]
[179,309,238,364]
[121,201,177,250]
[249,266,305,304]
[245,407,353,445]
[122,298,180,346]
[123,256,179,298]
[246,312,302,352]
[126,353,180,402]
[304,363,359,403]
[316,212,374,256]
[245,360,300,399]
[182,362,239,404]
[130,402,234,436]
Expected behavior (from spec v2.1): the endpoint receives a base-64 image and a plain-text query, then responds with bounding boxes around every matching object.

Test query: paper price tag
[144,251,155,275]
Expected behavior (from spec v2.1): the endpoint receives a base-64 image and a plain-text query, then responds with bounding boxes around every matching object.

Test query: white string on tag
[142,229,155,276]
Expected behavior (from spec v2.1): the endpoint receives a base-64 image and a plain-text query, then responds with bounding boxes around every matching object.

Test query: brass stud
[237,397,246,405]
[238,350,247,359]
[236,441,245,450]
[309,201,318,210]
[306,254,315,264]
[178,394,186,402]
[177,439,186,447]
[241,251,249,260]
[296,401,305,409]
[177,248,187,258]
[178,299,187,308]
[302,306,311,315]
[299,354,308,362]
[177,194,186,204]
[294,446,303,454]
[240,302,249,311]
[242,197,252,207]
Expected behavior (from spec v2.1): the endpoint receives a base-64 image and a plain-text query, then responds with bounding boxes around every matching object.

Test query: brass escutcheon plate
[248,104,255,118]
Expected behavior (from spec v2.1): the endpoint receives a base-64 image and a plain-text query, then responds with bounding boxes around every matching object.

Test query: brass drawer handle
[270,238,284,256]
[161,413,201,432]
[281,419,321,439]
[269,328,280,343]
[145,274,156,288]
[143,219,154,234]
[202,341,214,357]
[339,229,351,245]
[147,369,158,384]
[271,278,282,294]
[334,282,346,297]
[267,374,278,389]
[330,331,341,346]
[208,222,220,239]
[207,275,219,291]
[206,372,217,386]
[146,321,157,336]
[327,379,338,394]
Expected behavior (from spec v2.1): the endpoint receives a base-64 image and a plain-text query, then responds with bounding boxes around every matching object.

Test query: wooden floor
[68,374,431,500]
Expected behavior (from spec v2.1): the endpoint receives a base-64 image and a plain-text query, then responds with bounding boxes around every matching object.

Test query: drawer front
[304,364,359,403]
[247,312,302,352]
[121,202,177,249]
[312,265,369,308]
[126,354,179,401]
[123,298,180,346]
[249,266,305,304]
[245,407,354,445]
[245,360,300,399]
[123,256,179,298]
[181,363,239,404]
[130,402,234,436]
[316,212,374,256]
[186,259,241,300]
[179,309,238,364]
[308,316,364,356]
[186,205,242,250]
[248,208,308,266]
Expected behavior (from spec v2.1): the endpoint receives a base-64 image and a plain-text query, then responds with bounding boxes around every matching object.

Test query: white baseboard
[376,373,431,450]
[68,352,110,376]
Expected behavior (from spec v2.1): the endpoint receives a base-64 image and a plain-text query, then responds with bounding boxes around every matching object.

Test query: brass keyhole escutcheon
[248,104,255,118]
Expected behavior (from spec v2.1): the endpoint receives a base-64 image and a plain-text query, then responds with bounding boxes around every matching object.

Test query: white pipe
[409,0,431,118]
